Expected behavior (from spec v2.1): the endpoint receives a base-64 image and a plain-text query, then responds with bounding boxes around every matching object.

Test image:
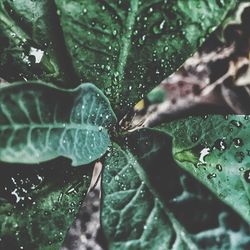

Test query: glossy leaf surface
[0,0,237,112]
[0,82,116,166]
[157,115,250,223]
[102,129,250,249]
[0,159,92,250]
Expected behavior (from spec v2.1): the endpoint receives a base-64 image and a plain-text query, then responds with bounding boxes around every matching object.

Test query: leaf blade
[0,82,116,166]
[157,115,250,223]
[55,0,237,110]
[102,129,250,249]
[0,159,92,250]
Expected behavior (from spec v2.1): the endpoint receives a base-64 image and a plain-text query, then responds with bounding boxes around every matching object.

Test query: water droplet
[44,211,49,216]
[208,25,216,34]
[191,135,198,143]
[58,193,63,202]
[233,138,244,148]
[216,164,222,172]
[139,35,146,45]
[214,138,227,151]
[152,20,165,35]
[114,175,119,181]
[207,173,217,179]
[230,120,242,128]
[244,170,250,183]
[198,37,206,46]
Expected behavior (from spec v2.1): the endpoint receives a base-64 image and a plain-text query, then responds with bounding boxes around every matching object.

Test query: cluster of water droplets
[189,116,250,183]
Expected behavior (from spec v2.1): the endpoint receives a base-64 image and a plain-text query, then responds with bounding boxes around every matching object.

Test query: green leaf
[46,0,237,109]
[0,0,65,83]
[0,0,238,111]
[102,129,250,249]
[0,82,116,166]
[157,115,250,224]
[0,159,92,250]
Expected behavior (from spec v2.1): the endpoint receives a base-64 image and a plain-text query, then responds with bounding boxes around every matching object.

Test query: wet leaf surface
[102,129,250,249]
[157,115,250,224]
[0,82,116,166]
[0,0,237,113]
[0,158,92,250]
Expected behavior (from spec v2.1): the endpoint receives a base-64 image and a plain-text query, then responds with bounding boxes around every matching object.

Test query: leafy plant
[0,0,249,249]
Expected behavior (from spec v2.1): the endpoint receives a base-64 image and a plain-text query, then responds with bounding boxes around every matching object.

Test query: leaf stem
[115,0,139,100]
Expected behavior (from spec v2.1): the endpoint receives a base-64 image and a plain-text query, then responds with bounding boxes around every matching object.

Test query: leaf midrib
[0,123,105,131]
[116,0,139,83]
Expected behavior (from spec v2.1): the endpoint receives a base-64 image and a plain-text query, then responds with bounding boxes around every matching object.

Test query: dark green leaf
[0,82,116,166]
[157,115,250,224]
[1,0,237,111]
[0,159,92,250]
[56,0,237,109]
[102,129,250,249]
[0,0,70,84]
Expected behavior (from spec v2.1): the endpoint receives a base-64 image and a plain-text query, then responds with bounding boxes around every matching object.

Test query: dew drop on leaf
[139,35,146,45]
[152,20,165,35]
[207,173,217,179]
[216,164,222,172]
[213,138,227,151]
[233,138,244,148]
[198,37,206,46]
[58,193,63,202]
[230,120,243,128]
[164,46,169,52]
[208,25,216,34]
[244,170,250,183]
[191,134,198,143]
